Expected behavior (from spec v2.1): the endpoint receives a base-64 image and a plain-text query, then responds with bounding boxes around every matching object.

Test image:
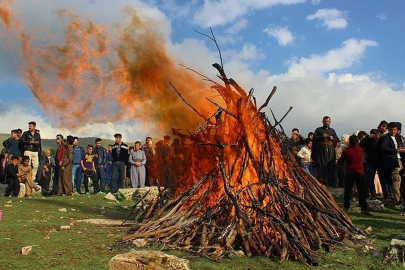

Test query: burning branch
[123,41,361,266]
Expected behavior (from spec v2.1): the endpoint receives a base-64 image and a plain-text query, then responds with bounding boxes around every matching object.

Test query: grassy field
[0,193,404,270]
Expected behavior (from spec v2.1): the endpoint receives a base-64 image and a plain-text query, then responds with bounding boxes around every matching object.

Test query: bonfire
[122,36,361,265]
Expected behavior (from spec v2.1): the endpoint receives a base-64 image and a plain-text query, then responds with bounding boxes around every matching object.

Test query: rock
[0,183,7,195]
[118,187,162,202]
[108,250,189,270]
[59,225,71,230]
[18,183,25,197]
[21,245,33,255]
[367,199,385,211]
[327,187,344,198]
[132,239,148,248]
[390,236,405,247]
[104,192,119,203]
[364,226,373,235]
[383,235,405,264]
[133,187,161,203]
[58,208,68,212]
[117,188,137,201]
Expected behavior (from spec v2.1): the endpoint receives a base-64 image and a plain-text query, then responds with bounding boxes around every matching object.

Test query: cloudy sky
[0,0,404,142]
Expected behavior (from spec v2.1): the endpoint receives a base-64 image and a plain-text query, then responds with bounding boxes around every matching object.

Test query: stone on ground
[109,250,189,270]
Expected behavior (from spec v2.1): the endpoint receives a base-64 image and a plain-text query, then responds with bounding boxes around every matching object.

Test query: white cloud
[287,39,378,77]
[311,0,322,5]
[263,24,294,46]
[193,0,306,27]
[225,18,248,34]
[0,99,157,142]
[306,8,348,30]
[2,0,405,146]
[376,12,388,21]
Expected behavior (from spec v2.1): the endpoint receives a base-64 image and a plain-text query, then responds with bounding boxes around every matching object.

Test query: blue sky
[0,0,404,141]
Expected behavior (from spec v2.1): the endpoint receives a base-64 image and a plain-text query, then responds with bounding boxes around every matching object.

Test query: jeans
[112,162,125,193]
[302,164,315,176]
[106,162,112,189]
[365,164,378,197]
[72,164,83,193]
[96,165,106,192]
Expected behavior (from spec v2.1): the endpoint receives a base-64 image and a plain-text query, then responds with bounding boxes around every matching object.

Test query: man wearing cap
[111,133,129,193]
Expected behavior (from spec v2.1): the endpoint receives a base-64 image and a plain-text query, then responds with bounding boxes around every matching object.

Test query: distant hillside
[0,133,115,153]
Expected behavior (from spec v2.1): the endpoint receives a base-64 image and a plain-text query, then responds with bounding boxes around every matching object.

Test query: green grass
[0,195,404,270]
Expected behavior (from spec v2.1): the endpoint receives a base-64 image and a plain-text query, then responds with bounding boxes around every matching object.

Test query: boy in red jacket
[338,135,371,215]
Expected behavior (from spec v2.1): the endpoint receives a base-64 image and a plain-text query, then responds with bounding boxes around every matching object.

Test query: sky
[0,0,404,142]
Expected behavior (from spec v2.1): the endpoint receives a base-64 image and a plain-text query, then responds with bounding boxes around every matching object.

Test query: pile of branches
[122,53,361,265]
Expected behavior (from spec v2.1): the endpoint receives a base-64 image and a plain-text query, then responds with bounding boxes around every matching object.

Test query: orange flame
[0,4,217,133]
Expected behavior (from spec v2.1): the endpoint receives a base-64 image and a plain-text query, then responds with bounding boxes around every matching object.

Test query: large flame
[0,2,217,132]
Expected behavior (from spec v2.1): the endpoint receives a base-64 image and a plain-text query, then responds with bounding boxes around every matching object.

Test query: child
[81,144,97,194]
[338,135,371,215]
[18,155,41,198]
[297,138,314,176]
[4,156,20,197]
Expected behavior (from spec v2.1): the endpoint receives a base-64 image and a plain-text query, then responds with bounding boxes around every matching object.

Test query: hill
[0,133,115,153]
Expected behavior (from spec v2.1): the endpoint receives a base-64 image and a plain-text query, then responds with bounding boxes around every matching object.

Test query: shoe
[369,196,377,201]
[85,192,90,195]
[395,204,405,210]
[98,191,105,194]
[361,211,372,216]
[26,195,33,199]
[34,185,41,192]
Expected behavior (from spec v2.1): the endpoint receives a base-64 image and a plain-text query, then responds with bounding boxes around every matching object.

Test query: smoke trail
[0,2,218,134]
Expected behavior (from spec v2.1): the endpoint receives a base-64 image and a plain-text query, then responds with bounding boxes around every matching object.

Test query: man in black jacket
[111,133,129,193]
[360,129,383,200]
[21,121,41,182]
[92,138,107,193]
[312,116,339,187]
[380,122,405,208]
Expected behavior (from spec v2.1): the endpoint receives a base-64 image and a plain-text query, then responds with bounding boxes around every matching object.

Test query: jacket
[112,142,129,163]
[21,130,41,152]
[380,134,403,169]
[92,146,107,166]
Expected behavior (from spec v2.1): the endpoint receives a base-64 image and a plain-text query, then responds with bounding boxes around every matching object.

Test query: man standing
[42,150,55,192]
[290,128,305,160]
[21,121,41,181]
[111,133,129,193]
[72,137,85,194]
[141,136,156,186]
[338,135,371,215]
[58,135,74,196]
[312,116,339,187]
[92,138,107,193]
[380,122,405,208]
[106,144,113,191]
[51,134,65,195]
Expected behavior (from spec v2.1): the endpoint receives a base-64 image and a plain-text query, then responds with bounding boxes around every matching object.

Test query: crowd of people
[2,118,405,216]
[290,116,405,215]
[0,121,185,198]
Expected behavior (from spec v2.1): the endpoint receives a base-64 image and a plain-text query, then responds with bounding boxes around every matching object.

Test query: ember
[123,41,361,265]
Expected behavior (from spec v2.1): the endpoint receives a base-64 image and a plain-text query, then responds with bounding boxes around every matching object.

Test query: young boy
[18,155,41,198]
[338,135,371,215]
[5,156,20,197]
[81,144,97,194]
[297,138,314,176]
